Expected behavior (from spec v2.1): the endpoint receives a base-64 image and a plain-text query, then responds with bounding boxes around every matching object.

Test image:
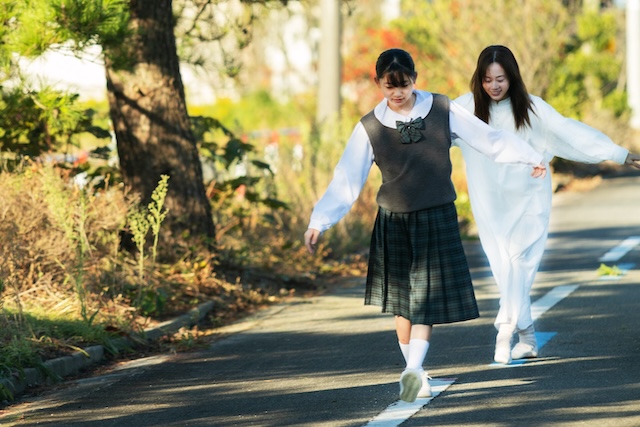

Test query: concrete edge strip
[0,300,215,400]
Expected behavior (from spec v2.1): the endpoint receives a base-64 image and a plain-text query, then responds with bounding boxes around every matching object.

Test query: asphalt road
[2,174,640,427]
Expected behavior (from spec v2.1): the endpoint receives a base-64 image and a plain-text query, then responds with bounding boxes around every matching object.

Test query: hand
[531,163,547,178]
[304,228,321,254]
[625,153,640,170]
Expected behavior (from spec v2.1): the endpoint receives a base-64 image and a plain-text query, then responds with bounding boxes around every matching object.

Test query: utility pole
[628,0,640,129]
[316,0,341,124]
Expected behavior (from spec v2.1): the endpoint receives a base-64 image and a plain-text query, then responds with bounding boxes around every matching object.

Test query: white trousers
[463,150,552,331]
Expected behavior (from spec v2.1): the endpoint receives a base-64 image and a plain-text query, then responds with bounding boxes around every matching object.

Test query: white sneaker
[417,371,432,398]
[399,368,422,403]
[494,326,514,364]
[511,325,538,360]
[511,342,538,360]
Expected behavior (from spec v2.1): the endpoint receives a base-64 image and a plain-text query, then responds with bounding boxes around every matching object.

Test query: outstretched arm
[307,122,374,233]
[534,96,630,165]
[450,100,546,178]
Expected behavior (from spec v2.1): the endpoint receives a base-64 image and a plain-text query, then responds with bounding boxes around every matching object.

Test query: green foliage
[0,382,13,401]
[576,11,617,52]
[3,0,60,57]
[7,0,129,57]
[191,90,310,134]
[0,85,110,159]
[602,90,628,117]
[0,308,116,384]
[137,287,168,317]
[148,175,170,268]
[0,1,19,74]
[50,0,130,48]
[191,114,288,216]
[173,0,280,79]
[127,191,154,274]
[0,164,278,386]
[40,166,99,325]
[546,9,625,118]
[126,175,170,315]
[0,334,44,378]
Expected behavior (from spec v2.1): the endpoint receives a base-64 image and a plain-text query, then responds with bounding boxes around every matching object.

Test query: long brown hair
[470,45,534,130]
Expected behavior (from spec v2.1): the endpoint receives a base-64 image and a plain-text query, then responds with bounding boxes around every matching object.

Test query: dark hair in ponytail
[375,49,418,87]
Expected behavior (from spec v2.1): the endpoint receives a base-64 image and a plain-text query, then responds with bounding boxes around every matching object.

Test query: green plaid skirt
[364,202,479,325]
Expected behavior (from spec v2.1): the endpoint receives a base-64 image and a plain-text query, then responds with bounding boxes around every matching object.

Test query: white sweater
[453,92,628,329]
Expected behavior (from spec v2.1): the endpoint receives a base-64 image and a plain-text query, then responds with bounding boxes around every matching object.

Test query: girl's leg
[396,317,433,401]
[395,317,432,369]
[395,316,411,362]
[410,324,432,341]
[395,315,411,345]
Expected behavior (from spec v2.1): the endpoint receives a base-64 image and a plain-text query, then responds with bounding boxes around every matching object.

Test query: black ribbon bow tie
[396,117,424,144]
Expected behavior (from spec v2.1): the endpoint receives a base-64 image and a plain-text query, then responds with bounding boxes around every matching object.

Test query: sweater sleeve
[307,122,375,233]
[533,96,628,164]
[450,100,544,166]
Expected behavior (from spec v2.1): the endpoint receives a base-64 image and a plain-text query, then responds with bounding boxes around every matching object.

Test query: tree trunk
[104,0,215,258]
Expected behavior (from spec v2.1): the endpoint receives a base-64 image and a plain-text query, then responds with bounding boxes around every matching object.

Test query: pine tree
[8,0,216,258]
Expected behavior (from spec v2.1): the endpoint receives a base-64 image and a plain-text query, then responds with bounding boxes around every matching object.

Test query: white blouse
[308,90,544,233]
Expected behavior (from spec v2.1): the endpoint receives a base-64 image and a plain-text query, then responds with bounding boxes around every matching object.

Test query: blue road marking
[490,285,580,368]
[507,332,557,366]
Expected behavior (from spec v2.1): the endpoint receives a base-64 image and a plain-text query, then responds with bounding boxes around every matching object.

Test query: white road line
[363,379,456,427]
[598,236,640,262]
[530,285,579,321]
[366,285,582,426]
[364,240,631,425]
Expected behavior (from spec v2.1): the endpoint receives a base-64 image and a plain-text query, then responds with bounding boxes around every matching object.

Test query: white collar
[373,90,434,128]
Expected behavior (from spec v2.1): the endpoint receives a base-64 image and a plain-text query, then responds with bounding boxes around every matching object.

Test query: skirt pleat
[364,203,479,325]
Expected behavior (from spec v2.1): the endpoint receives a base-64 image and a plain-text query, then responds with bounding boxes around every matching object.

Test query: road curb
[0,300,215,401]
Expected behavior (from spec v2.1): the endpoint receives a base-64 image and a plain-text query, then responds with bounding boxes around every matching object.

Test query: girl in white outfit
[454,45,640,364]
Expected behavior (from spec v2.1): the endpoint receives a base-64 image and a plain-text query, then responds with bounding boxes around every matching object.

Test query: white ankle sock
[406,339,429,370]
[399,342,410,363]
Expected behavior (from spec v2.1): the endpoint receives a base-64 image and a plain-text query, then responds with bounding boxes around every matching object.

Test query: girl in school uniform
[304,48,547,403]
[454,45,640,365]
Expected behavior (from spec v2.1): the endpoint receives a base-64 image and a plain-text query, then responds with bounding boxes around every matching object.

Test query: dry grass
[0,162,328,380]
